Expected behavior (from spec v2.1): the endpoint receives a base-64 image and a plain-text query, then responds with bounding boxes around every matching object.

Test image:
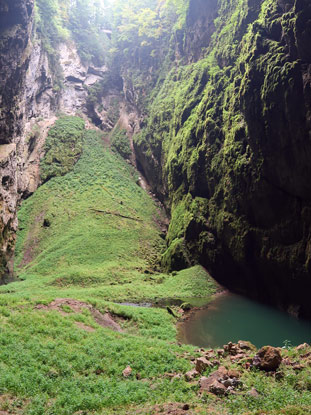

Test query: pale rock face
[58,42,88,113]
[84,73,102,87]
[24,41,55,120]
[19,42,89,198]
[1,14,133,280]
[59,42,86,82]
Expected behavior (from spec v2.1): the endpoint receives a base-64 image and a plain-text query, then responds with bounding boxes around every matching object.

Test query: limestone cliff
[0,0,34,279]
[0,0,125,280]
[133,0,311,317]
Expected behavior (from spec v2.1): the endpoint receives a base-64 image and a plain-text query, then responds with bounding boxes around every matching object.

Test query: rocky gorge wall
[133,0,311,317]
[0,0,128,281]
[0,0,34,279]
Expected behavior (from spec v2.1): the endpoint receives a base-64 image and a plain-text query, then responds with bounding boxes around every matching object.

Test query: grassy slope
[0,119,310,415]
[0,121,218,414]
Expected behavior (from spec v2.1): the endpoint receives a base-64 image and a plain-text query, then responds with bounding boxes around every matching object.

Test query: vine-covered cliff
[133,0,311,317]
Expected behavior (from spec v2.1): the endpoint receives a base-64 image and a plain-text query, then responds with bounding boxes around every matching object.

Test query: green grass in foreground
[0,119,310,414]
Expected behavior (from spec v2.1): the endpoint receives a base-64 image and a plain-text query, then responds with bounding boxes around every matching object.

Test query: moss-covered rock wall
[134,0,311,317]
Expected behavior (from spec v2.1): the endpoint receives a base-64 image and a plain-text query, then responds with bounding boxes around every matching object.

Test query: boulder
[238,340,257,351]
[122,366,132,378]
[199,366,228,395]
[207,379,227,396]
[227,369,241,378]
[247,387,260,398]
[195,357,213,373]
[180,302,192,311]
[185,368,199,381]
[296,343,309,351]
[205,350,215,359]
[223,342,240,355]
[217,348,225,356]
[253,346,282,371]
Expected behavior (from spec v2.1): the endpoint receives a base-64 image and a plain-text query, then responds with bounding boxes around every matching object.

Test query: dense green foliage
[35,0,111,66]
[133,0,311,283]
[40,116,85,182]
[110,126,131,159]
[7,119,220,414]
[67,0,111,65]
[9,115,311,415]
[34,0,70,86]
[16,121,217,302]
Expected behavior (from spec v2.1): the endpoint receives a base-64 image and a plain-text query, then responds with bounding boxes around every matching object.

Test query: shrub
[111,127,132,159]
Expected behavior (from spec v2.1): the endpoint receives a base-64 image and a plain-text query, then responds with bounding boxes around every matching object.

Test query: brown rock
[217,366,228,377]
[199,377,227,395]
[296,343,309,351]
[223,342,239,355]
[122,366,132,378]
[209,379,227,395]
[253,346,282,371]
[247,387,260,398]
[185,368,199,381]
[282,357,292,366]
[205,350,215,359]
[230,353,247,362]
[195,357,213,373]
[292,363,305,371]
[228,369,240,378]
[199,366,228,393]
[164,373,176,378]
[223,379,234,388]
[238,340,257,351]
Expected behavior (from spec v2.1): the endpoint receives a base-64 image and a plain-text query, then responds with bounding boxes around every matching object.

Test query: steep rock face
[0,5,117,277]
[134,0,311,317]
[0,0,34,279]
[0,0,33,144]
[18,41,88,197]
[18,39,121,197]
[180,0,218,63]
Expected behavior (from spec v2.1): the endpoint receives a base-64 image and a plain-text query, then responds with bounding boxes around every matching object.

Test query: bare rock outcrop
[0,0,34,281]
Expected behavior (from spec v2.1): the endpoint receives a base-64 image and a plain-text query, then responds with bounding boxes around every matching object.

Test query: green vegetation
[35,0,111,69]
[0,117,218,413]
[6,113,310,414]
[40,116,85,182]
[133,0,297,272]
[111,126,131,159]
[68,0,111,65]
[34,0,70,87]
[2,0,310,413]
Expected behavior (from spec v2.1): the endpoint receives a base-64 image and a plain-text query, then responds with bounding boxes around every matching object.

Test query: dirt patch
[35,298,122,332]
[92,309,123,331]
[0,395,28,414]
[129,403,198,415]
[19,211,45,268]
[75,322,95,332]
